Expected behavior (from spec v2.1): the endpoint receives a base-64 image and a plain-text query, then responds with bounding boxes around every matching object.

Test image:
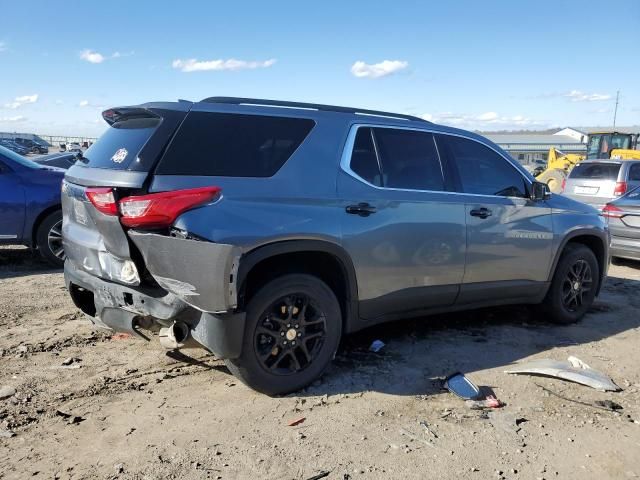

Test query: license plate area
[574,186,598,195]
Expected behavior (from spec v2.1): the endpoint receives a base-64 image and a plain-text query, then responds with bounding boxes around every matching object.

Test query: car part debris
[288,417,306,427]
[369,340,385,353]
[505,356,620,392]
[465,395,503,409]
[444,372,481,399]
[418,420,438,438]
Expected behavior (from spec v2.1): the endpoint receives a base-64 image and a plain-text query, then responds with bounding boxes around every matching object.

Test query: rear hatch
[564,162,622,208]
[62,103,191,285]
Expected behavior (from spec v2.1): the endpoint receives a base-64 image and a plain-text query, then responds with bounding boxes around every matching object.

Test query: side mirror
[531,181,551,201]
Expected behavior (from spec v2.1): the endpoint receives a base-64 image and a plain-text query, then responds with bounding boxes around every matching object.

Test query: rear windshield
[570,163,621,180]
[81,117,160,170]
[155,112,315,177]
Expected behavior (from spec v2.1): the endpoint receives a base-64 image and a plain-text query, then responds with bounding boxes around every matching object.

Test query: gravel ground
[1,245,640,480]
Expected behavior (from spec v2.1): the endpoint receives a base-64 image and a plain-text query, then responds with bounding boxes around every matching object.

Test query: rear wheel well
[239,251,351,331]
[31,205,62,248]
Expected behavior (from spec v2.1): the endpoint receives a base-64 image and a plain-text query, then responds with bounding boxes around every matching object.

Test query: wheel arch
[30,204,62,248]
[237,240,359,333]
[548,229,608,295]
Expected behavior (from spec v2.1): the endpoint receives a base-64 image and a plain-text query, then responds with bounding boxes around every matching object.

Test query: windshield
[0,145,43,169]
[586,133,632,159]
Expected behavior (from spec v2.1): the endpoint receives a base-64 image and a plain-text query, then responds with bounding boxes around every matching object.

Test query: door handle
[470,207,492,219]
[346,202,377,216]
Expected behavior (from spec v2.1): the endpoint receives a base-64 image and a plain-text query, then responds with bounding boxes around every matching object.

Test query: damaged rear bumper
[64,260,246,359]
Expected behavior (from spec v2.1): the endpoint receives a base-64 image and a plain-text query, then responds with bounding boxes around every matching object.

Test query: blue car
[0,145,65,266]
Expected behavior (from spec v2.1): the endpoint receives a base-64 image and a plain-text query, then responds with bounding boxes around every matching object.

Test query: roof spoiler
[101,107,162,126]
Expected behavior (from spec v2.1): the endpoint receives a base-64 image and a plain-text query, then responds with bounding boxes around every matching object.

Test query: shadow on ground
[0,246,60,279]
[295,274,640,398]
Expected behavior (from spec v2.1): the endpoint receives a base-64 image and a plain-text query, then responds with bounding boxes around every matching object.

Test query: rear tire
[540,244,599,324]
[225,274,342,395]
[36,211,65,268]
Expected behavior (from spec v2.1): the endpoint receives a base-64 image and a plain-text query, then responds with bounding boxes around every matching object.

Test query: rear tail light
[561,178,566,192]
[86,187,118,215]
[614,181,627,196]
[602,204,624,218]
[119,186,221,228]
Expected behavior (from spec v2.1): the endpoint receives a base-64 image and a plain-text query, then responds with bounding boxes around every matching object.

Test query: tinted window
[628,163,640,181]
[350,128,382,186]
[372,128,444,191]
[82,118,160,170]
[157,112,315,177]
[570,163,621,180]
[441,135,527,197]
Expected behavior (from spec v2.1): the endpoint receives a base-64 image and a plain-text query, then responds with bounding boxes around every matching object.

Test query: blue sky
[1,0,639,137]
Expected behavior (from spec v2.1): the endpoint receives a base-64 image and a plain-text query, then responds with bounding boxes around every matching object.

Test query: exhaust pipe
[159,322,199,349]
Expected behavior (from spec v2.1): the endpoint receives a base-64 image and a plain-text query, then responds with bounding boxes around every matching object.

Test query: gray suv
[62,97,609,395]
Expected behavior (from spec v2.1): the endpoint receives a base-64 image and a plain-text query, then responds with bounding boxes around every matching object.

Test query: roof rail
[200,96,430,123]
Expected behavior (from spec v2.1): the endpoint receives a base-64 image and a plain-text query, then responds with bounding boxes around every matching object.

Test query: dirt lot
[1,246,640,480]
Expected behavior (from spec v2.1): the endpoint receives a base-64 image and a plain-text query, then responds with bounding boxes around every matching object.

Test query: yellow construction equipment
[536,131,640,193]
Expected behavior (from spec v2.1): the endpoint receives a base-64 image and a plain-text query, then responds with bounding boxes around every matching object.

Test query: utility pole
[613,90,620,128]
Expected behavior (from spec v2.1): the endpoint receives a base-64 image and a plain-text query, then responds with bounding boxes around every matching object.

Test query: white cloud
[0,115,26,123]
[172,58,277,72]
[564,90,611,102]
[78,100,90,107]
[0,42,6,53]
[80,49,105,64]
[422,111,546,130]
[350,60,408,78]
[112,50,134,59]
[3,94,39,109]
[476,111,498,121]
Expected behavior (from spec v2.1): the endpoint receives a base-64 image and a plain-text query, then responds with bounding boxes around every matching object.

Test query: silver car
[564,160,640,209]
[603,186,640,261]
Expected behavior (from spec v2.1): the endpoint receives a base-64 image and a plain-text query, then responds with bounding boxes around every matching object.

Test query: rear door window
[438,135,528,197]
[349,128,382,186]
[372,128,445,191]
[570,163,621,180]
[156,112,315,177]
[81,118,160,170]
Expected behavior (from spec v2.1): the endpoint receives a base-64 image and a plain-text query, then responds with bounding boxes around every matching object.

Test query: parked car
[563,159,640,209]
[0,139,30,155]
[62,97,609,395]
[66,142,83,154]
[0,145,65,266]
[33,152,78,169]
[603,186,640,262]
[14,137,49,154]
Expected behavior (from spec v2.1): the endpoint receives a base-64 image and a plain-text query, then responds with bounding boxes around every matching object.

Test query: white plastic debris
[369,340,385,353]
[505,356,620,392]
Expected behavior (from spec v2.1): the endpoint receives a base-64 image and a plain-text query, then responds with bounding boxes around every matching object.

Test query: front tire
[36,211,65,267]
[541,244,599,324]
[225,274,342,395]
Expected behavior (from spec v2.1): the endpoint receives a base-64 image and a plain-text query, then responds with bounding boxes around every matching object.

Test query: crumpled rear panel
[128,231,240,313]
